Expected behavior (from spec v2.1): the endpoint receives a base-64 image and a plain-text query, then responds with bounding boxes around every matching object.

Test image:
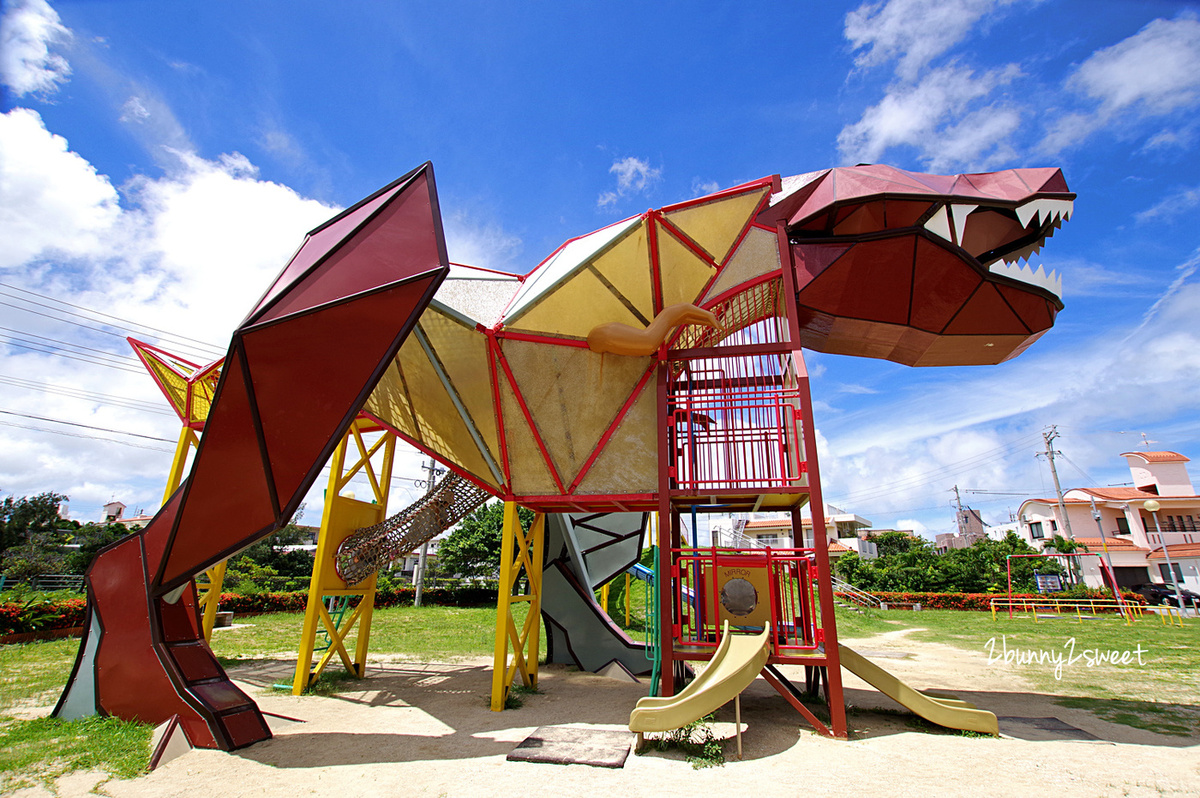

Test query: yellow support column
[292,421,394,694]
[490,503,545,711]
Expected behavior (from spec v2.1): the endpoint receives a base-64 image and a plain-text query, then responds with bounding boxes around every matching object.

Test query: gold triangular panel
[498,371,559,496]
[663,187,768,265]
[589,220,654,323]
[417,308,500,466]
[702,226,782,304]
[504,267,641,339]
[573,379,657,496]
[385,333,499,490]
[501,338,651,487]
[364,351,422,445]
[145,358,189,418]
[657,228,716,309]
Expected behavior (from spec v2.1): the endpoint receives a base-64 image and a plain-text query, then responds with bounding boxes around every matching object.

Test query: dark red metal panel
[244,276,439,507]
[255,173,443,325]
[158,345,278,586]
[943,282,1030,335]
[796,237,914,326]
[997,281,1055,332]
[791,243,851,288]
[909,237,982,332]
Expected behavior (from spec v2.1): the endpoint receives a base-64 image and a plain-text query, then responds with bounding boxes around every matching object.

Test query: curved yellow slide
[838,644,999,735]
[629,622,771,734]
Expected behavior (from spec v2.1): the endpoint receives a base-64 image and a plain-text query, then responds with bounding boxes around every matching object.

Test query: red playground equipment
[56,160,1074,748]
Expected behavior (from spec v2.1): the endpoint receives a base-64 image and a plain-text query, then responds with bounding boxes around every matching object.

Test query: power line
[832,432,1043,505]
[0,282,225,356]
[0,329,141,369]
[0,374,172,416]
[0,409,174,443]
[0,337,146,374]
[0,420,174,453]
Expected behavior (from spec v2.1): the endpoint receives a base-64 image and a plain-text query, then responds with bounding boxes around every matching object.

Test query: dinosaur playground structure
[55,160,1073,751]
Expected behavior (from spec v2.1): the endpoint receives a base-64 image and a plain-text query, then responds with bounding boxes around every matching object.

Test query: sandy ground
[10,627,1200,798]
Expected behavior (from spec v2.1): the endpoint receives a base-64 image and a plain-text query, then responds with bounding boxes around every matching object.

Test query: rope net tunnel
[334,470,492,586]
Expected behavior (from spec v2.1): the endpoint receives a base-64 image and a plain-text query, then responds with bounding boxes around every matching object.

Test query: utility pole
[413,458,441,607]
[951,485,965,537]
[1040,426,1075,541]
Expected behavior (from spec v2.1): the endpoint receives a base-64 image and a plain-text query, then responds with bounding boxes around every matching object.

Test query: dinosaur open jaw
[922,196,1073,302]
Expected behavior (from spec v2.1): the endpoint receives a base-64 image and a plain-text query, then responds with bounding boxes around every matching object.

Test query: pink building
[1016,451,1200,591]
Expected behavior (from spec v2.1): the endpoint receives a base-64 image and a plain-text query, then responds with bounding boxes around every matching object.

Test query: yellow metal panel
[506,267,640,339]
[702,226,781,303]
[363,357,421,443]
[502,339,650,487]
[317,497,384,592]
[146,358,189,418]
[657,229,716,310]
[590,221,654,322]
[390,333,500,490]
[663,188,767,265]
[574,379,657,495]
[498,374,559,496]
[417,308,500,464]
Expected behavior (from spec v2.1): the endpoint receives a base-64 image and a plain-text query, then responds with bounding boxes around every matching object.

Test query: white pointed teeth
[924,205,952,241]
[987,260,1063,299]
[1015,198,1074,229]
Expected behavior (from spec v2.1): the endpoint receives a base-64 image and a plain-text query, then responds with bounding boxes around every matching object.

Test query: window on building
[1187,515,1198,532]
[1029,521,1044,539]
[1159,563,1184,583]
[1115,516,1130,535]
[1049,520,1057,532]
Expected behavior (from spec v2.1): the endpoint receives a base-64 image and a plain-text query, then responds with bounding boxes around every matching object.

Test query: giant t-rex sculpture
[57,162,1072,750]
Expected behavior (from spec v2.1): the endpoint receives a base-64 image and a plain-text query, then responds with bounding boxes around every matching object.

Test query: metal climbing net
[334,470,492,586]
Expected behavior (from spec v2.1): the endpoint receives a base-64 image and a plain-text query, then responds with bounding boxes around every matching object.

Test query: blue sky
[2,0,1200,539]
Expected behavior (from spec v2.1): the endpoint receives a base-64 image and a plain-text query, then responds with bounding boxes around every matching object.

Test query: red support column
[795,359,848,739]
[656,358,675,697]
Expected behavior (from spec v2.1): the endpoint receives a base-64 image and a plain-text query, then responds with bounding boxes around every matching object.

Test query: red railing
[670,547,821,656]
[668,356,807,491]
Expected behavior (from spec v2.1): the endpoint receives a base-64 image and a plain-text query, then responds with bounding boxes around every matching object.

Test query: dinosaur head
[757,164,1073,366]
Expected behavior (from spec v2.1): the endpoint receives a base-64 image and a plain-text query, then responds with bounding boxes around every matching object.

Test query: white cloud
[0,0,71,97]
[442,209,523,271]
[816,259,1200,532]
[0,108,120,269]
[597,156,661,208]
[837,64,1021,169]
[1135,184,1200,224]
[0,106,528,519]
[845,0,1025,82]
[1042,14,1200,154]
[691,177,720,196]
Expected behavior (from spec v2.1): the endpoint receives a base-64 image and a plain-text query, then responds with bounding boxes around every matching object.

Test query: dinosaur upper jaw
[759,165,1075,367]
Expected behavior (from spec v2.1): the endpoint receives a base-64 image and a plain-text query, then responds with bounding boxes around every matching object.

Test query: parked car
[1132,583,1200,607]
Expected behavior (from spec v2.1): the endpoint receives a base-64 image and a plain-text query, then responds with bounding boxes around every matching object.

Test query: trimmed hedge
[0,596,86,635]
[836,589,1147,611]
[1,585,498,634]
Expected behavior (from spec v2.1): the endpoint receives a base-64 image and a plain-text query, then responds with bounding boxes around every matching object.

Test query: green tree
[0,492,74,578]
[62,523,132,574]
[437,501,534,578]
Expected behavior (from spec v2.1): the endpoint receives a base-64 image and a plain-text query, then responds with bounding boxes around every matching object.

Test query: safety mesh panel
[334,471,491,585]
[702,226,781,304]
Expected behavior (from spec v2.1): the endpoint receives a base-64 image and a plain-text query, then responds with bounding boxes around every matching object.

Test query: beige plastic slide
[629,622,771,734]
[838,644,999,735]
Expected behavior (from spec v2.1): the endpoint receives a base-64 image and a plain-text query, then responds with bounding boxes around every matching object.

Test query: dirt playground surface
[11,628,1200,797]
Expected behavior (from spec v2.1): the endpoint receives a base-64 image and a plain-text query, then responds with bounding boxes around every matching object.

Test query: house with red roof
[1016,451,1200,592]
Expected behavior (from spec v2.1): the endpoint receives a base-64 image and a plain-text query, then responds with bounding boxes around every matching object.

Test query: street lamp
[1144,500,1188,614]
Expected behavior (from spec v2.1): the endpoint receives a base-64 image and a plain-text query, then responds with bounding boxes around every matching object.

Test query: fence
[990,596,1145,623]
